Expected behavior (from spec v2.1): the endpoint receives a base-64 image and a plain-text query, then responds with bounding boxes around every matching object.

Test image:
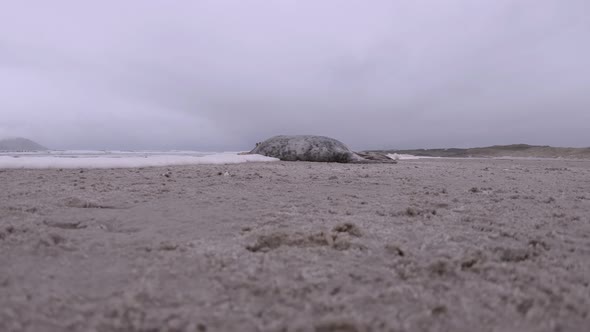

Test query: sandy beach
[1,158,589,332]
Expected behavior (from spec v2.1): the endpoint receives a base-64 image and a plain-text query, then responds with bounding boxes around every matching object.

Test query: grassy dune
[366,144,590,159]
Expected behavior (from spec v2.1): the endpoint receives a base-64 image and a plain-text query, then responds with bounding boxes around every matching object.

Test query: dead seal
[248,135,395,163]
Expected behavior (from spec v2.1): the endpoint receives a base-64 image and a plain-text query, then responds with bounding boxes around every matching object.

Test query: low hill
[363,144,590,159]
[0,138,48,152]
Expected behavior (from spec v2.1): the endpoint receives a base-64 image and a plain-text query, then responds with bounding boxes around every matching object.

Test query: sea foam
[0,151,278,169]
[386,153,437,160]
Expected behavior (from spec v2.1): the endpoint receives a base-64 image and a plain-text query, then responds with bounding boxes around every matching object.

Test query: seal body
[249,135,365,163]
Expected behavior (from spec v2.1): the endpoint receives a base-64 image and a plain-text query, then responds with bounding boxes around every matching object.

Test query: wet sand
[1,158,589,331]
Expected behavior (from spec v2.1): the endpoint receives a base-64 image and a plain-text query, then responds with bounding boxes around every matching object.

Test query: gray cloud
[1,0,589,150]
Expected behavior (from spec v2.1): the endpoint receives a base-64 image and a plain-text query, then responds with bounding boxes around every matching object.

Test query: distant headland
[0,137,48,152]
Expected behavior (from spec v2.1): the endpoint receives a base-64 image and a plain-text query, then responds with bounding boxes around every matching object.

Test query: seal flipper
[350,152,398,164]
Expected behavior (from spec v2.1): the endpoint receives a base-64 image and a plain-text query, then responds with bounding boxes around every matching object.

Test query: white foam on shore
[387,153,438,160]
[0,152,278,169]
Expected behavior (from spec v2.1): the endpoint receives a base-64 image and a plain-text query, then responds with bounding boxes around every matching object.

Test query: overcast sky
[1,0,589,150]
